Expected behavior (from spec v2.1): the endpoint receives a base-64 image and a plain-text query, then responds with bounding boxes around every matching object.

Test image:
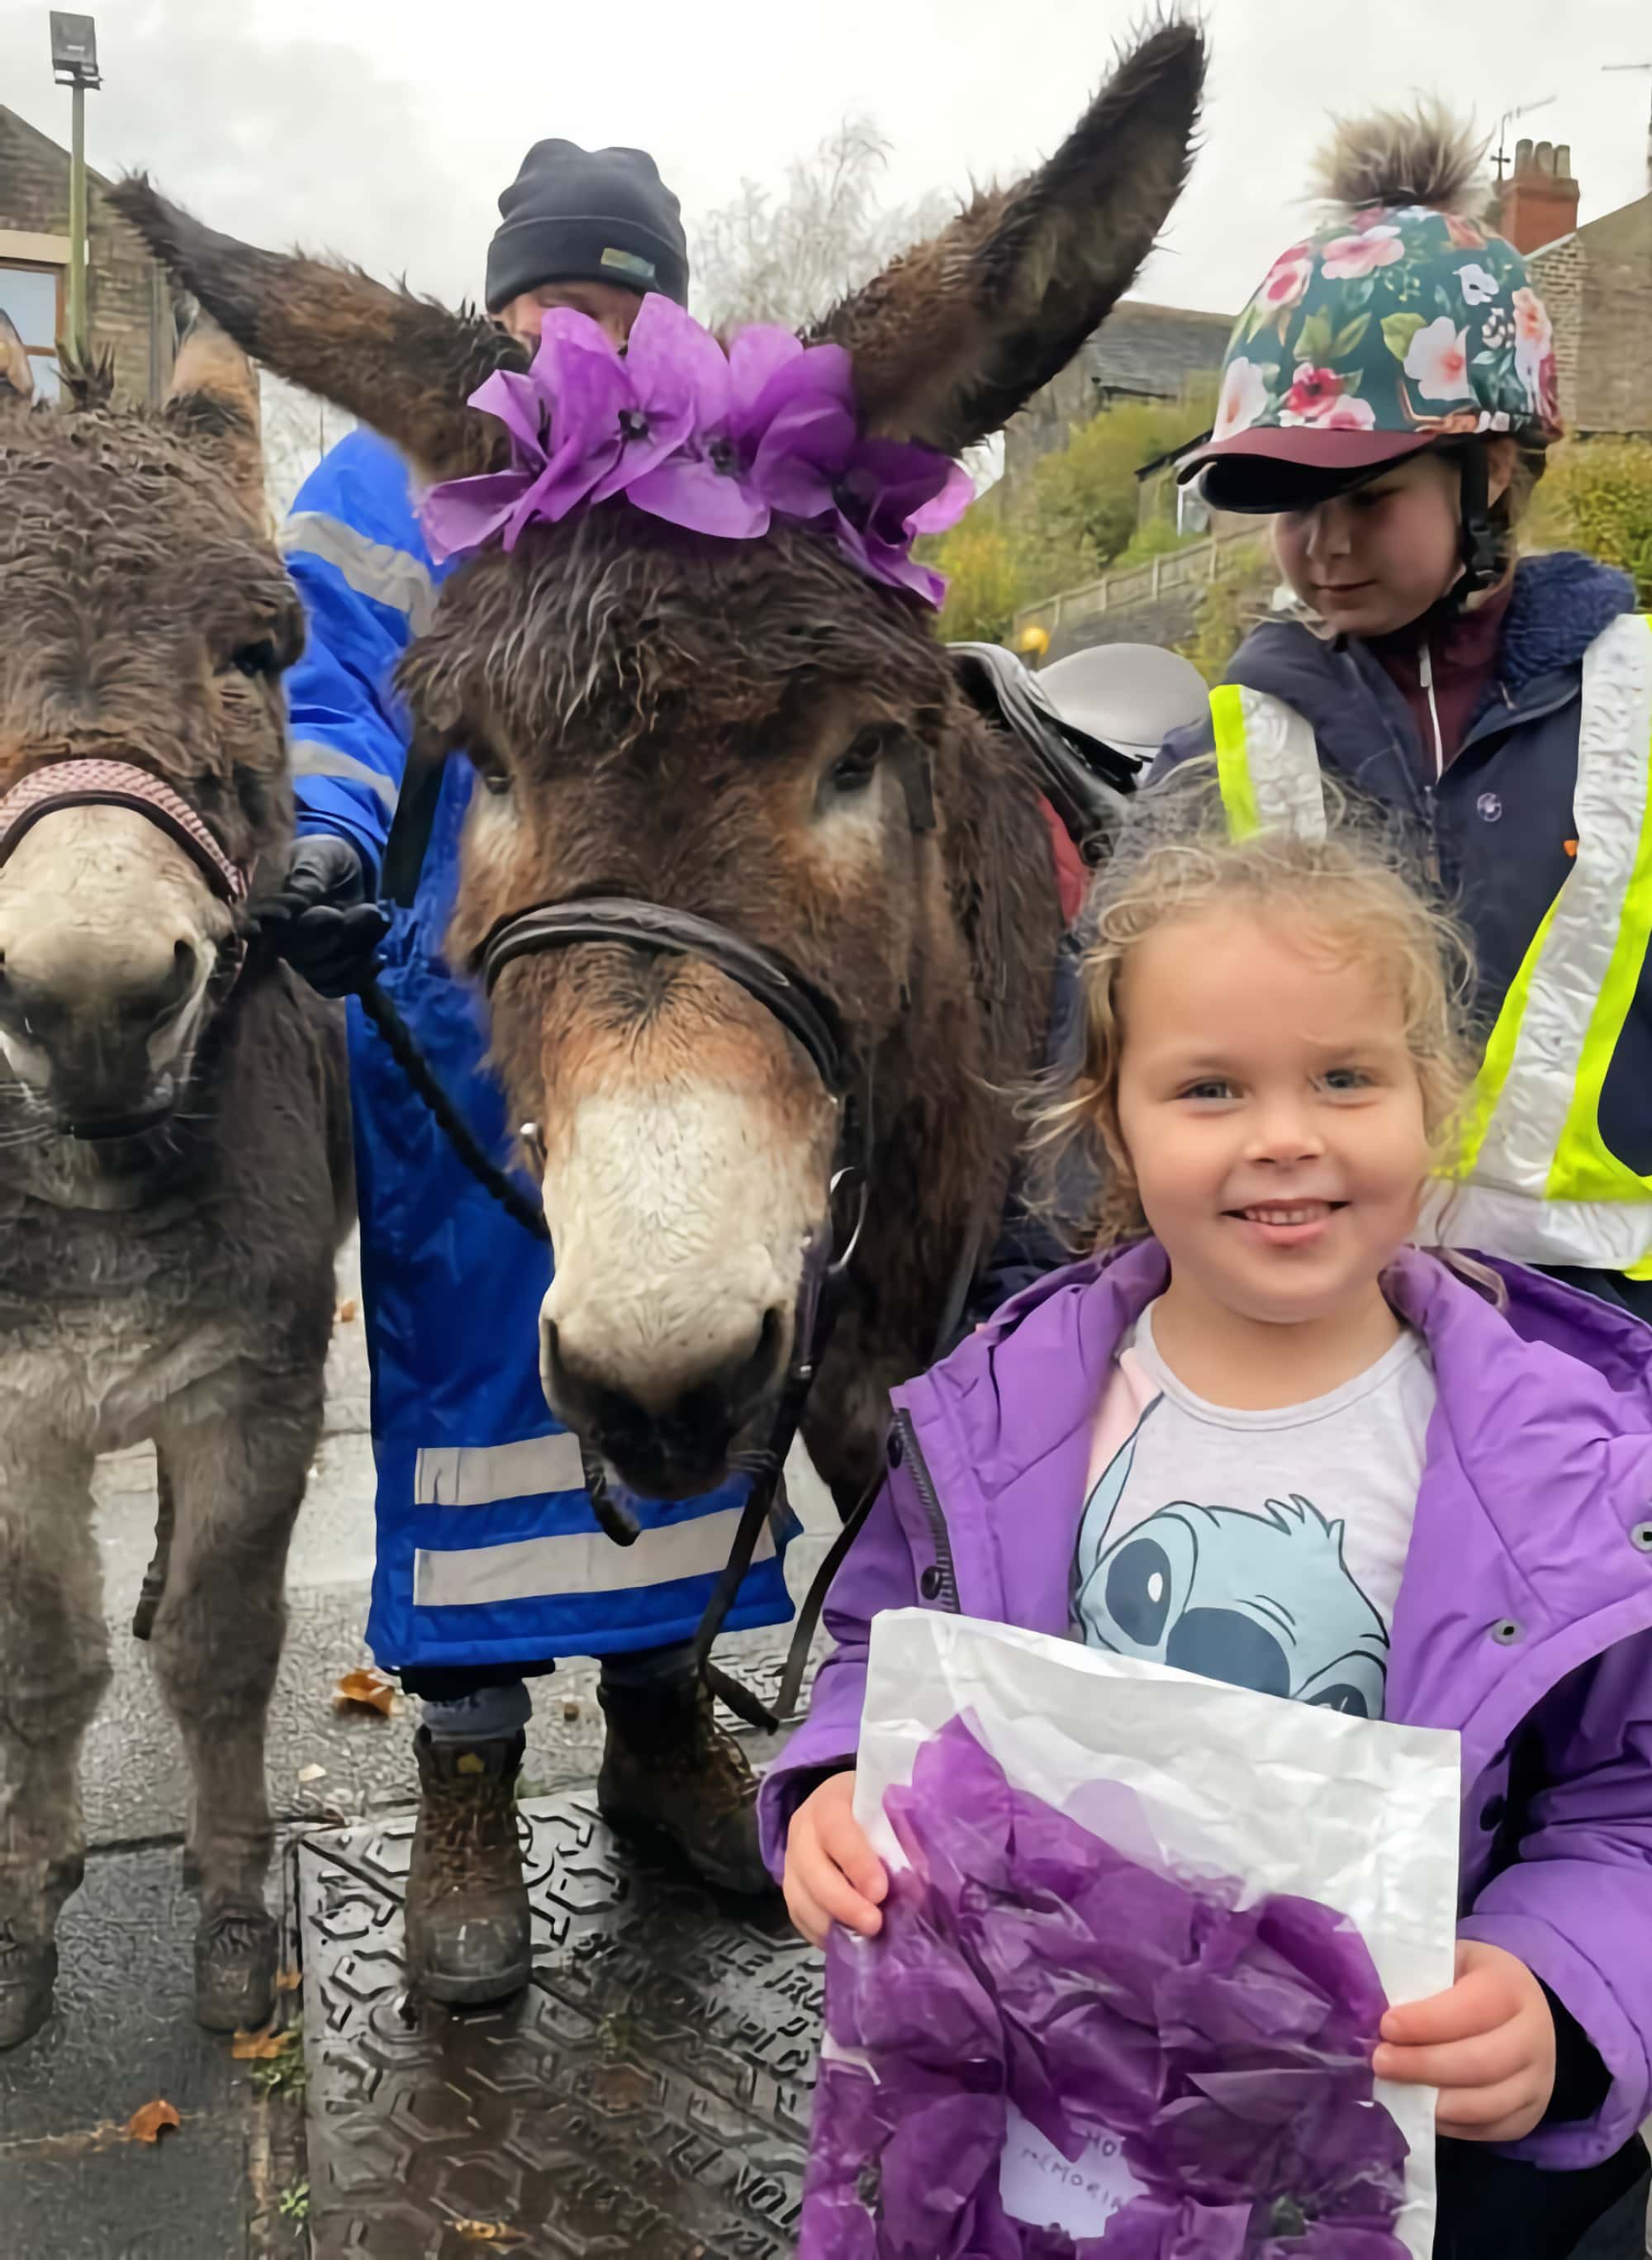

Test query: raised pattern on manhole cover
[299,1787,822,2258]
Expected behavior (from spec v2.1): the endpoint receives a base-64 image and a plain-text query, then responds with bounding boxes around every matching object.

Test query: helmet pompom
[1312,99,1488,217]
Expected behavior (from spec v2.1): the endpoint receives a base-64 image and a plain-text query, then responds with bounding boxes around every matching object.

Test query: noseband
[476,892,871,1726]
[0,759,251,909]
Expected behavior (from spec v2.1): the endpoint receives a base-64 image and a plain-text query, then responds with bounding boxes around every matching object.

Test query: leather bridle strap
[477,897,848,1099]
[0,759,250,904]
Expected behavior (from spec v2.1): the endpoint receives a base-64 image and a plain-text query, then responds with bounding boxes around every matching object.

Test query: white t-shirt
[1072,1302,1436,1721]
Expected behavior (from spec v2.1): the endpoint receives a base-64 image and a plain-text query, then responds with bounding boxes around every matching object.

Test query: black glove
[257,833,390,998]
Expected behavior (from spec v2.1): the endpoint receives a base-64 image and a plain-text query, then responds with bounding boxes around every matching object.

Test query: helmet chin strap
[1452,443,1504,606]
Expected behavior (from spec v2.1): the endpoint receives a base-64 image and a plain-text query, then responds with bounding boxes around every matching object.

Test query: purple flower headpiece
[418,297,975,607]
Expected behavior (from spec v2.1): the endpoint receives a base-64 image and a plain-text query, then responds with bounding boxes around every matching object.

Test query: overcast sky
[2,0,1649,322]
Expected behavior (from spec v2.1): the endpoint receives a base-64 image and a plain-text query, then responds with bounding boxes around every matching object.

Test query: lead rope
[765,1199,991,1728]
[352,973,550,1243]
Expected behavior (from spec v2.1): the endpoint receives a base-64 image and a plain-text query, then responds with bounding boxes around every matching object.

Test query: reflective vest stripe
[289,738,401,814]
[414,1431,586,1507]
[1211,684,1326,841]
[1415,1181,1652,1275]
[1547,616,1652,1204]
[413,1499,781,1611]
[1450,615,1652,1220]
[279,510,437,634]
[1208,616,1652,1271]
[1211,684,1260,839]
[1451,887,1565,1183]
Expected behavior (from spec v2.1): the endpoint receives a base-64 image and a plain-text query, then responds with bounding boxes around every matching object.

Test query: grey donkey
[0,324,350,2046]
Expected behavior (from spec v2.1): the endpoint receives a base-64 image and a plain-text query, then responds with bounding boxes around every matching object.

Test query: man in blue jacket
[266,141,796,2007]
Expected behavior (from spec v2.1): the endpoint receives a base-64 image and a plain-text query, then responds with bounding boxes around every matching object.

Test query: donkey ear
[813,21,1206,455]
[0,309,34,403]
[107,176,527,483]
[164,309,266,521]
[59,348,117,413]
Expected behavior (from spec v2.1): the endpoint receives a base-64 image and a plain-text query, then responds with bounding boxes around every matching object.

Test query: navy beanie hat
[485,140,690,314]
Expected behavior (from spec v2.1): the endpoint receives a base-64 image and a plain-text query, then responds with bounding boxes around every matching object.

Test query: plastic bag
[799,1610,1460,2260]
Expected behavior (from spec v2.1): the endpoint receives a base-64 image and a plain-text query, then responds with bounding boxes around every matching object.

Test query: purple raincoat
[759,1241,1652,2172]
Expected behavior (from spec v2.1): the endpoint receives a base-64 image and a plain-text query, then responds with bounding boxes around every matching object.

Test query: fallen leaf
[453,2228,525,2247]
[296,1763,327,1785]
[231,2025,299,2062]
[334,1667,396,1718]
[275,1968,302,1993]
[335,1296,358,1322]
[126,2099,181,2144]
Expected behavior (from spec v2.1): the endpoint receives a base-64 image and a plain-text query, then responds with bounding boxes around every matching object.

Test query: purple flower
[417,297,975,605]
[832,439,976,604]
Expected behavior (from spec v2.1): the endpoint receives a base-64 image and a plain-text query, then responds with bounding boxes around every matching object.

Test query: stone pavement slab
[0,1840,306,2260]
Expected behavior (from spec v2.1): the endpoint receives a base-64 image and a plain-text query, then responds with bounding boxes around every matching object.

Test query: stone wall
[0,106,171,403]
[1527,233,1584,431]
[1572,197,1652,436]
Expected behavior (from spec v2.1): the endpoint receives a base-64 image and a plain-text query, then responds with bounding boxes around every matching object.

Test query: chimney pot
[1499,129,1582,254]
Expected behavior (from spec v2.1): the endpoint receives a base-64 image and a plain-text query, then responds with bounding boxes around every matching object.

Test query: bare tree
[693,117,954,335]
[259,369,354,523]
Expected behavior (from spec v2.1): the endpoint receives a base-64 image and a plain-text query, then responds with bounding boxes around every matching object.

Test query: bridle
[0,754,255,1072]
[0,758,252,914]
[474,892,874,1730]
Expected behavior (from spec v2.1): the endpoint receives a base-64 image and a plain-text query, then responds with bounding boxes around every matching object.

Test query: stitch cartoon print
[1074,1411,1393,1717]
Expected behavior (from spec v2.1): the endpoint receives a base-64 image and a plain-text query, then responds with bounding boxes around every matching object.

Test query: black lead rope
[354,975,551,1243]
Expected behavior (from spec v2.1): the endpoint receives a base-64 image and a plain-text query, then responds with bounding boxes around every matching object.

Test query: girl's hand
[1375,1940,1557,2143]
[783,1769,887,1949]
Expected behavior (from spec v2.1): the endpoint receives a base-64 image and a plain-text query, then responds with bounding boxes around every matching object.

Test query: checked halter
[0,758,252,911]
[473,893,874,1732]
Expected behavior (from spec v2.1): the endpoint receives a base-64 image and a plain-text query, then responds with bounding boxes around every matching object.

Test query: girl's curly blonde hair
[1034,765,1481,1253]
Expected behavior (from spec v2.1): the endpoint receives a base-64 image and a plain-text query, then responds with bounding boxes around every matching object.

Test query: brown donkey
[113,26,1203,1519]
[0,336,349,2046]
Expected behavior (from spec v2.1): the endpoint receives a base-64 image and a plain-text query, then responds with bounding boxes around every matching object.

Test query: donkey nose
[0,931,201,1049]
[541,1305,789,1499]
[0,929,205,1108]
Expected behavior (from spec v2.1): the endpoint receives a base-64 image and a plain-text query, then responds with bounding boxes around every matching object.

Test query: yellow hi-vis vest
[1211,612,1652,1275]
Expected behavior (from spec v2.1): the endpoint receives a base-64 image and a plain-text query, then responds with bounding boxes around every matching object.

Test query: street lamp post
[49,12,101,365]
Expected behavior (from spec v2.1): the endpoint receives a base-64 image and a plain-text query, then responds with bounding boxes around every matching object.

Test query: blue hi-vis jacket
[282,429,796,1674]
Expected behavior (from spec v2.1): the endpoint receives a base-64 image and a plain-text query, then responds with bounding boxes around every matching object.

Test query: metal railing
[1013,525,1260,643]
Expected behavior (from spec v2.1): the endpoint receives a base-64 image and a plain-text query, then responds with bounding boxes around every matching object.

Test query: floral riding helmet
[1180,198,1563,499]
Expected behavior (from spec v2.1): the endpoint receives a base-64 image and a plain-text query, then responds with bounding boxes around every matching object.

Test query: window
[0,263,64,400]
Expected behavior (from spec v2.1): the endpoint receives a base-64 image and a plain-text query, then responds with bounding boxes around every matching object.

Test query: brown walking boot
[596,1674,773,1897]
[403,1728,532,2006]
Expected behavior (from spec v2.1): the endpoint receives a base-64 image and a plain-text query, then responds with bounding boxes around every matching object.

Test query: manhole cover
[298,1788,821,2258]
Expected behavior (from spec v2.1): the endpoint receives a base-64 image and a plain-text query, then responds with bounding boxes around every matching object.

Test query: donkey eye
[227,639,281,680]
[828,729,887,796]
[478,767,511,799]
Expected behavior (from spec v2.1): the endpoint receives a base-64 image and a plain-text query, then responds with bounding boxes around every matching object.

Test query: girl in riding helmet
[1161,104,1652,1320]
[766,781,1652,2260]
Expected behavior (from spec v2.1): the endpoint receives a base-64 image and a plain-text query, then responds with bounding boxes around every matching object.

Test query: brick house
[1000,299,1234,494]
[0,102,175,402]
[1496,138,1652,437]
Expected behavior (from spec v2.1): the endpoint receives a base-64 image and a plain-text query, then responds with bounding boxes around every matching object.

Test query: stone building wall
[0,104,172,402]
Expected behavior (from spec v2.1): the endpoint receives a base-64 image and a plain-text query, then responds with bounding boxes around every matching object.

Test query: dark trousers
[1436,2140,1650,2260]
[401,1638,699,1704]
